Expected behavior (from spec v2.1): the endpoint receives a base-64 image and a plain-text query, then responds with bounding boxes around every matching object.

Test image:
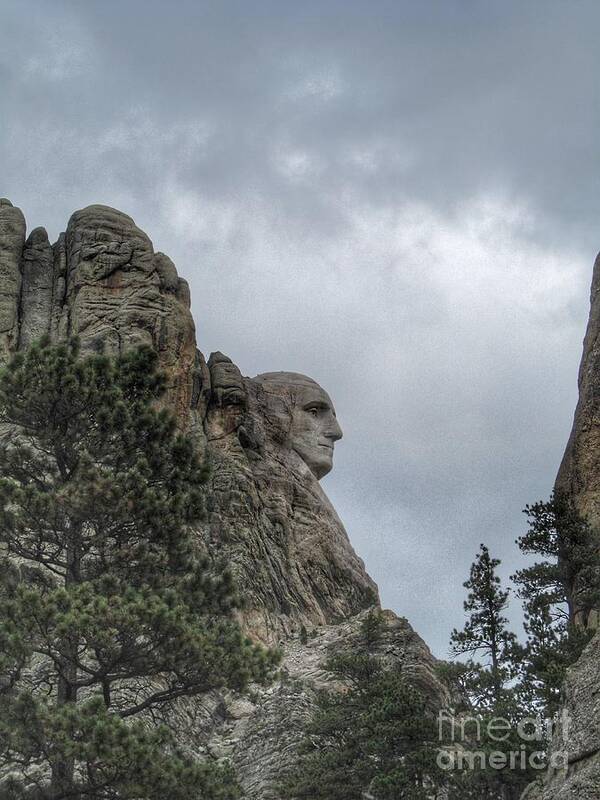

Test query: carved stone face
[253,372,343,479]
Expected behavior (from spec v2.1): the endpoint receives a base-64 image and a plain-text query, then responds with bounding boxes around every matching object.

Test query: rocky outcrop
[523,629,600,800]
[18,226,54,350]
[524,254,600,800]
[0,200,379,643]
[556,252,600,526]
[0,202,447,797]
[0,199,25,360]
[203,360,378,644]
[0,201,201,433]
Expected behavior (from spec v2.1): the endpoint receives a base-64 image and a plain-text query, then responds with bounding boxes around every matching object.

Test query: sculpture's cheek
[291,438,334,479]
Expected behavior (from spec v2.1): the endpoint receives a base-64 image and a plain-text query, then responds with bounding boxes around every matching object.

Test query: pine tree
[449,544,518,711]
[447,545,532,800]
[282,611,443,800]
[0,339,274,799]
[512,492,600,716]
[514,491,600,625]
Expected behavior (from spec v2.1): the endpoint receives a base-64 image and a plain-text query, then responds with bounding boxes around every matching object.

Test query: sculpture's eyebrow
[302,400,329,410]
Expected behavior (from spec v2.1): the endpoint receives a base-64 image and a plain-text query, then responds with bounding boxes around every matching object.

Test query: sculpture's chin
[294,449,333,480]
[314,455,336,478]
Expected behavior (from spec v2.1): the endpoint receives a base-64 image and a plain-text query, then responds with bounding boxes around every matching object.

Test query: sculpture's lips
[318,443,334,451]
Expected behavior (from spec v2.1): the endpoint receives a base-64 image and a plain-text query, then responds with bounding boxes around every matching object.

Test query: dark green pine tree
[449,544,518,712]
[512,492,600,716]
[282,610,443,800]
[512,601,582,718]
[447,545,533,800]
[0,339,274,800]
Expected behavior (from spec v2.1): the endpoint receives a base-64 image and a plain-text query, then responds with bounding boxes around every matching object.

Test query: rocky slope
[170,609,445,798]
[0,200,448,797]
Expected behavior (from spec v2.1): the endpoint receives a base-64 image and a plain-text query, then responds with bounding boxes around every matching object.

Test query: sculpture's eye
[304,402,328,417]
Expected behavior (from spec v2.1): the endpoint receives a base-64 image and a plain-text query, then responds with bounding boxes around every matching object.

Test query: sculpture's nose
[327,416,343,442]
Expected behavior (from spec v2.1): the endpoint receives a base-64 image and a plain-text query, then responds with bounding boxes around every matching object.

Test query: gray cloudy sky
[2,0,600,656]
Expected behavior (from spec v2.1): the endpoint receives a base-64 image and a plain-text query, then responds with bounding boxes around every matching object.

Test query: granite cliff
[0,200,447,797]
[524,254,600,800]
[556,251,600,528]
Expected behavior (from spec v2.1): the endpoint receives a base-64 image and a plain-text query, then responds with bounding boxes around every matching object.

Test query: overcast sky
[2,1,600,656]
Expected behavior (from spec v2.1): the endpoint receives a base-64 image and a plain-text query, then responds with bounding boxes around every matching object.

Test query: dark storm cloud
[2,0,599,653]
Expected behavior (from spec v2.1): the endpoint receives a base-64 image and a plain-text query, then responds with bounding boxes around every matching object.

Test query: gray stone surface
[0,203,201,432]
[254,371,343,479]
[0,199,25,360]
[61,205,200,429]
[522,629,600,800]
[203,362,377,644]
[556,250,600,527]
[18,227,53,349]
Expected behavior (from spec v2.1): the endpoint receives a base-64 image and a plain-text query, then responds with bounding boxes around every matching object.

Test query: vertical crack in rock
[18,227,54,350]
[50,232,68,341]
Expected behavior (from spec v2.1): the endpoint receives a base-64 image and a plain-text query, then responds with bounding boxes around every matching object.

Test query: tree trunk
[50,531,81,799]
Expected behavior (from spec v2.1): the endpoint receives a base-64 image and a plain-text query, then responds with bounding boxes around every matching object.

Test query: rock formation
[203,361,379,643]
[523,630,600,800]
[0,199,25,361]
[525,255,600,800]
[0,200,200,429]
[556,251,600,529]
[0,200,447,797]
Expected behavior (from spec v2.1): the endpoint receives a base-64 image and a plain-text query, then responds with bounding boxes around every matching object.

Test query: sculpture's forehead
[253,372,334,408]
